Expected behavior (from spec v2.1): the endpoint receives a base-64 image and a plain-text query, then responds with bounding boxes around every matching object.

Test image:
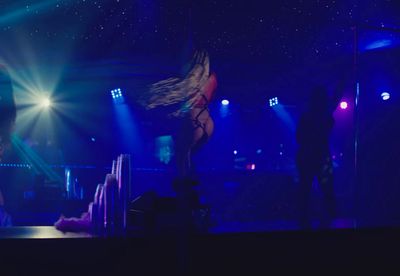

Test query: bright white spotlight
[41,97,51,108]
[381,92,390,101]
[221,99,229,106]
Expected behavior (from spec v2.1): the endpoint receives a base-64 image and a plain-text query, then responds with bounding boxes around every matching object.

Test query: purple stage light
[340,101,348,110]
[246,163,256,170]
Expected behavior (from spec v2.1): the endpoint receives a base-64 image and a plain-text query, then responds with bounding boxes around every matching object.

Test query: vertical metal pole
[352,25,360,227]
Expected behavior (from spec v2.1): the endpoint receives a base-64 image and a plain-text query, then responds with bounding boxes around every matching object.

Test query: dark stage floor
[0,226,399,275]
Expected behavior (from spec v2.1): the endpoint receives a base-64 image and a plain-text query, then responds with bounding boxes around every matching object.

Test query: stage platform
[0,226,399,274]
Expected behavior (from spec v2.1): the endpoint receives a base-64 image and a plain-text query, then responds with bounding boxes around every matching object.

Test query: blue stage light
[269,97,279,107]
[233,150,238,155]
[111,88,123,98]
[111,88,124,103]
[221,99,229,106]
[0,163,30,168]
[365,39,392,51]
[381,92,390,101]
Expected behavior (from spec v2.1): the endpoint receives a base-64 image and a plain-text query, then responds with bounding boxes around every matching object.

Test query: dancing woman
[143,51,217,179]
[141,51,218,234]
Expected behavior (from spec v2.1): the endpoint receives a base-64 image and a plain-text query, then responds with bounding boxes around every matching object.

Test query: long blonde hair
[141,50,211,117]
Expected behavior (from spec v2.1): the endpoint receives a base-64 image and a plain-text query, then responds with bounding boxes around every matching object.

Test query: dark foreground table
[1,226,400,275]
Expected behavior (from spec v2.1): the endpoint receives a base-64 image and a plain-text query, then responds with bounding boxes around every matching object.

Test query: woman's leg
[191,116,213,154]
[175,108,213,178]
[175,117,194,178]
[298,168,314,229]
[297,154,316,229]
[191,107,213,149]
[317,155,336,228]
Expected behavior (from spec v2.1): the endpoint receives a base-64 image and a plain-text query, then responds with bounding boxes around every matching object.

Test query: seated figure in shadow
[0,64,16,227]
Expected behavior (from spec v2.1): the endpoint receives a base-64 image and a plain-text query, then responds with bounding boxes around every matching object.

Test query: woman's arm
[202,72,217,103]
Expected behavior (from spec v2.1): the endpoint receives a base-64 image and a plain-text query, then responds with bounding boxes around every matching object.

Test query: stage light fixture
[269,97,279,107]
[221,99,229,106]
[111,88,125,104]
[111,88,123,99]
[233,150,238,155]
[340,101,348,110]
[381,92,390,101]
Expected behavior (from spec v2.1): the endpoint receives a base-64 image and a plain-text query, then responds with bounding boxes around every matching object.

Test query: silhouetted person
[0,64,16,226]
[296,79,346,229]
